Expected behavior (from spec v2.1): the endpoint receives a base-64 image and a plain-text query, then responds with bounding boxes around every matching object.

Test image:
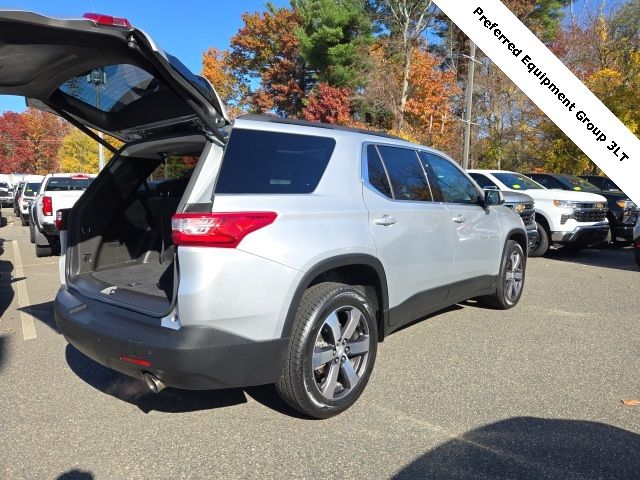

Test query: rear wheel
[21,215,28,226]
[276,282,378,419]
[635,246,640,268]
[29,222,35,243]
[528,222,549,257]
[481,240,525,309]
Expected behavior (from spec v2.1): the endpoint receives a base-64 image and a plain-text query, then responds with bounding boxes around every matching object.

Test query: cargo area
[66,136,209,315]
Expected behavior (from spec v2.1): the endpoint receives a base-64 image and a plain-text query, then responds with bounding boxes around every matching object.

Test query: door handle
[374,216,397,226]
[452,215,467,223]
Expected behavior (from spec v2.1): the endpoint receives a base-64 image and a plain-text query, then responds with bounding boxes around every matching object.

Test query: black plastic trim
[281,254,389,340]
[55,286,288,390]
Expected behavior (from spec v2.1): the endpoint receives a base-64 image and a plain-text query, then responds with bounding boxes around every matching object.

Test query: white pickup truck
[468,170,609,257]
[32,173,95,257]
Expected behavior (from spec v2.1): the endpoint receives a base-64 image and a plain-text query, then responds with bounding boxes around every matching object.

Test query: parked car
[579,175,621,192]
[32,173,94,257]
[499,190,538,253]
[16,176,44,226]
[468,170,609,257]
[0,10,529,418]
[0,181,13,207]
[634,217,640,267]
[525,173,637,245]
[12,181,24,215]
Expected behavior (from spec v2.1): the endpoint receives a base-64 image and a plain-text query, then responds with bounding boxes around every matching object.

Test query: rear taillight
[55,211,63,231]
[171,212,277,248]
[83,13,132,29]
[42,196,52,216]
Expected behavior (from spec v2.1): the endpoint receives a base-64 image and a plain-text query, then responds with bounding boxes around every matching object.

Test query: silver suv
[1,11,527,418]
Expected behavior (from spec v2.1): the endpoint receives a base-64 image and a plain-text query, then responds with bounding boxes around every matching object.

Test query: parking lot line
[11,240,37,340]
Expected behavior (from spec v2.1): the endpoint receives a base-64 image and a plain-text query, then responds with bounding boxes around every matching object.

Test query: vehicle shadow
[0,257,15,319]
[56,470,93,480]
[393,416,640,479]
[0,335,6,372]
[18,300,57,332]
[543,246,638,272]
[64,344,306,418]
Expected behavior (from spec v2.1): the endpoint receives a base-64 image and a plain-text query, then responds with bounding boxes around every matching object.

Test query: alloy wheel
[312,305,371,400]
[504,250,524,301]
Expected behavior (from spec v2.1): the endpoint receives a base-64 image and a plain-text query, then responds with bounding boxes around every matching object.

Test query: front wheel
[481,240,525,309]
[528,222,549,257]
[276,282,378,419]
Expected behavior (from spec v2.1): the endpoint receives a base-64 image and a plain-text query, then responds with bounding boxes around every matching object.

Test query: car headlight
[513,203,526,213]
[553,199,579,209]
[616,199,635,210]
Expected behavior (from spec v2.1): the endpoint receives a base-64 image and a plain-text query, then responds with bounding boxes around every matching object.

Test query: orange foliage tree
[404,48,460,150]
[228,8,307,117]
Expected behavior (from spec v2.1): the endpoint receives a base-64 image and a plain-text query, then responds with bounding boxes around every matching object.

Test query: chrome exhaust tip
[142,372,166,393]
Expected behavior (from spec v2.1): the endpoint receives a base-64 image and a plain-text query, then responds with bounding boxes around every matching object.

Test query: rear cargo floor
[92,261,173,299]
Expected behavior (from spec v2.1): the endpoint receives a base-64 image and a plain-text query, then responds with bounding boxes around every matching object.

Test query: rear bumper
[54,286,289,390]
[551,223,609,246]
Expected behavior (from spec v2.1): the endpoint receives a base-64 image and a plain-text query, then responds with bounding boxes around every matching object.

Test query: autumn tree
[0,112,30,173]
[22,108,70,174]
[228,7,307,116]
[404,47,459,150]
[303,82,352,124]
[58,129,100,173]
[201,47,245,118]
[372,0,437,129]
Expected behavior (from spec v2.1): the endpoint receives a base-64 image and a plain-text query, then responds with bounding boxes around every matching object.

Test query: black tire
[635,247,640,268]
[35,244,52,257]
[21,215,28,226]
[481,240,525,310]
[528,222,549,257]
[276,282,378,419]
[29,223,35,243]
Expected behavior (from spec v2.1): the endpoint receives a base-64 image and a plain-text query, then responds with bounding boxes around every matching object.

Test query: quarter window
[420,153,479,204]
[366,145,393,198]
[376,145,432,201]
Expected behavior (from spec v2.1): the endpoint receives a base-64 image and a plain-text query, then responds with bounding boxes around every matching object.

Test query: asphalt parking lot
[0,212,639,480]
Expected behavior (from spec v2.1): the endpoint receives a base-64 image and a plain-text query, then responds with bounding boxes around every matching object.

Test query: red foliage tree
[0,111,30,173]
[302,83,352,124]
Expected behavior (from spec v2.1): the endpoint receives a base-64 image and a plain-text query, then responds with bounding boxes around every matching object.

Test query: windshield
[559,175,601,192]
[493,173,544,190]
[0,182,9,189]
[45,177,92,191]
[24,182,41,197]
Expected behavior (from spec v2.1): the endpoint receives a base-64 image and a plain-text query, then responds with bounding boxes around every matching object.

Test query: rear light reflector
[42,196,52,216]
[83,13,132,29]
[119,355,151,367]
[171,212,277,248]
[55,211,63,231]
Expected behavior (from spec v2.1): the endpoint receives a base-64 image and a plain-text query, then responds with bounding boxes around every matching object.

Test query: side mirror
[484,189,504,206]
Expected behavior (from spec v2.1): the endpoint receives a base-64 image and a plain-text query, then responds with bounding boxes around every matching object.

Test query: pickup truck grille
[521,212,536,226]
[574,210,606,222]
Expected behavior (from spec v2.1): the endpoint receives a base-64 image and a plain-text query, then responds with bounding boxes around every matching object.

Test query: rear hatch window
[45,177,93,191]
[215,129,336,194]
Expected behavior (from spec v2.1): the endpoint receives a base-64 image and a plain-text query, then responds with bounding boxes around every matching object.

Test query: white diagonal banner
[433,0,640,204]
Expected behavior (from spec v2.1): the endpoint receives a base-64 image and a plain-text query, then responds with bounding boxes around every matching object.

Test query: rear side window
[376,146,432,201]
[215,129,336,194]
[45,177,92,191]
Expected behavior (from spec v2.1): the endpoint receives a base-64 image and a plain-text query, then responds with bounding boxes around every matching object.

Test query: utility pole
[87,68,107,171]
[462,41,477,170]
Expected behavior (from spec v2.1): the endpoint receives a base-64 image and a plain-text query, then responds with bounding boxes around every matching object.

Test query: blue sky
[0,0,287,112]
